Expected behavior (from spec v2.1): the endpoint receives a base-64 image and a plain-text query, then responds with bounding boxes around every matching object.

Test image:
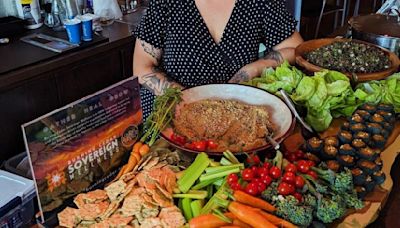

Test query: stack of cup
[64,14,93,44]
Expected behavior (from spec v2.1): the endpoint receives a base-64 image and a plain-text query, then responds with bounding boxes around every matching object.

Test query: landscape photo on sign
[22,76,142,223]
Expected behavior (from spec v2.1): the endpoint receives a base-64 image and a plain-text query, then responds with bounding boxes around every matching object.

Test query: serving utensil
[279,89,318,139]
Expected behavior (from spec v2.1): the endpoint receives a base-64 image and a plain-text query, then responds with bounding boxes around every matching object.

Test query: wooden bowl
[295,38,400,82]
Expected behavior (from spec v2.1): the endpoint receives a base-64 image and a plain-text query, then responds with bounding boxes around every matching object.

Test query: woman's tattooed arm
[135,39,183,95]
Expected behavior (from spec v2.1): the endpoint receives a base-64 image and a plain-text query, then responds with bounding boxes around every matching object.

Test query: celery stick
[207,184,214,199]
[205,164,244,174]
[199,168,240,182]
[201,181,228,214]
[173,190,208,199]
[178,198,183,211]
[220,157,232,166]
[209,160,221,167]
[191,200,203,217]
[182,198,193,221]
[213,208,232,223]
[192,178,220,190]
[223,151,240,164]
[177,153,210,193]
[213,178,224,187]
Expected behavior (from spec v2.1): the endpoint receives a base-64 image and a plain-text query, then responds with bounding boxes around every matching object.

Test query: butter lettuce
[245,61,304,95]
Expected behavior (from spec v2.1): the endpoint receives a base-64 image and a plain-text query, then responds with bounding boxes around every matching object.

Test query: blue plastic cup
[64,18,81,44]
[80,15,93,41]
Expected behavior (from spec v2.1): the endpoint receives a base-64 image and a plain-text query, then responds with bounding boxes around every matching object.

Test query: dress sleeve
[261,0,297,48]
[134,0,169,49]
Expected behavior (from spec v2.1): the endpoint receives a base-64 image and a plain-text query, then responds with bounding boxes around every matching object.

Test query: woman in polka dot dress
[133,0,303,119]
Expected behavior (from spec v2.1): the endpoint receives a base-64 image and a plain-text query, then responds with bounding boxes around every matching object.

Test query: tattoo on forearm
[141,72,173,96]
[264,50,284,65]
[229,69,250,83]
[139,67,182,95]
[140,39,162,61]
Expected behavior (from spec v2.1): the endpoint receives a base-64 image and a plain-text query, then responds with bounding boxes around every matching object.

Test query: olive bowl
[295,38,400,82]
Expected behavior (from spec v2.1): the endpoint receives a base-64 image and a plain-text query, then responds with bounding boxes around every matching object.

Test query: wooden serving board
[282,119,400,228]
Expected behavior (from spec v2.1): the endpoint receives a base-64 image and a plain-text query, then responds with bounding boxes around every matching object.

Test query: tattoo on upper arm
[264,50,284,65]
[140,39,162,61]
[229,69,250,83]
[140,69,173,96]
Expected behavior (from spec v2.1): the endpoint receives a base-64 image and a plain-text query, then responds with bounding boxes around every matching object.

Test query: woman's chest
[163,2,263,67]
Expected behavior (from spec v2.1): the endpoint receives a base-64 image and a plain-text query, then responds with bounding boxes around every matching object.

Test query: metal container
[349,14,400,56]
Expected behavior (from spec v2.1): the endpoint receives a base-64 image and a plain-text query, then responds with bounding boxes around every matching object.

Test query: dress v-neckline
[193,0,238,46]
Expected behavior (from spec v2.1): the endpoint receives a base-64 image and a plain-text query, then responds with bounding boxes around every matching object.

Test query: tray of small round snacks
[304,103,395,198]
[295,103,400,227]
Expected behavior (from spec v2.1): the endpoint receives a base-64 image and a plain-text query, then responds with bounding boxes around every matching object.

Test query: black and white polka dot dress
[135,0,296,119]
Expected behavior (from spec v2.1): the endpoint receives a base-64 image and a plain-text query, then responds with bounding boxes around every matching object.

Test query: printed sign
[22,76,142,223]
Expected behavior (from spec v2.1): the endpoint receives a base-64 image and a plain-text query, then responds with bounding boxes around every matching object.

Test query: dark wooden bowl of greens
[295,38,400,82]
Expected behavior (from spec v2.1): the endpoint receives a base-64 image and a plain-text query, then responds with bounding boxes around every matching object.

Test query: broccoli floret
[316,196,346,223]
[311,166,337,185]
[332,168,353,193]
[275,195,314,227]
[341,191,364,209]
[303,174,327,196]
[261,182,279,203]
[303,194,317,208]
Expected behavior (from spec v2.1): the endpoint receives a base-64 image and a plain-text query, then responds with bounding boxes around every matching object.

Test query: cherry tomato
[172,134,186,145]
[305,160,316,167]
[269,166,282,179]
[192,141,207,151]
[285,163,297,173]
[242,168,255,181]
[307,170,318,180]
[282,172,296,184]
[287,183,296,194]
[257,167,269,178]
[246,154,261,165]
[256,181,267,193]
[293,192,303,202]
[227,173,239,185]
[206,140,218,149]
[263,162,271,170]
[278,182,292,196]
[261,175,273,187]
[245,182,259,196]
[295,150,305,159]
[185,143,196,150]
[251,166,258,176]
[230,182,243,191]
[295,176,305,189]
[286,153,298,162]
[297,160,310,173]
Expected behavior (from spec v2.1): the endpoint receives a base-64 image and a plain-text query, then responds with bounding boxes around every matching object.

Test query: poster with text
[22,76,142,223]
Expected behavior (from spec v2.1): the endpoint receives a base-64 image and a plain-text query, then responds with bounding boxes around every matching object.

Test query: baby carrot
[132,141,143,153]
[228,202,277,228]
[122,155,138,174]
[188,214,230,228]
[112,164,126,182]
[233,219,252,228]
[139,144,150,156]
[257,210,298,228]
[233,190,276,212]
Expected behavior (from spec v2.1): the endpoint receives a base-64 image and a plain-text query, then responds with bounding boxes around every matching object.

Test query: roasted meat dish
[173,99,274,152]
